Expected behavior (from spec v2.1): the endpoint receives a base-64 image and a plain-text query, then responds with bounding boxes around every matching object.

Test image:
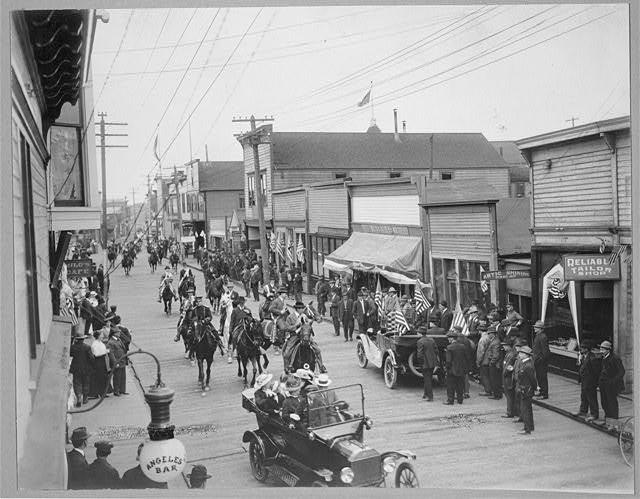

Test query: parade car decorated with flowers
[241,383,419,488]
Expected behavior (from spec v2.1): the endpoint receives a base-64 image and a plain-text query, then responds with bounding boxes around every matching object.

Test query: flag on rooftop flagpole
[296,234,305,264]
[357,89,371,108]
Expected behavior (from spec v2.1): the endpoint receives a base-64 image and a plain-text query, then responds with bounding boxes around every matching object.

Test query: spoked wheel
[356,339,368,368]
[619,416,634,467]
[383,355,397,389]
[249,439,269,482]
[395,462,419,488]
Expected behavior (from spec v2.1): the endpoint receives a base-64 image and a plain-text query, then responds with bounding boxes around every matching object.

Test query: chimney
[402,120,406,133]
[393,109,401,143]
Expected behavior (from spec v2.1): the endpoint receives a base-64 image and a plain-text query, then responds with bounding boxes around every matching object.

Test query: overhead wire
[135,8,172,110]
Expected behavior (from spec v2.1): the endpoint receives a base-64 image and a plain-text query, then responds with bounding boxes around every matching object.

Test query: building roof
[270,132,508,170]
[496,197,531,256]
[490,141,528,166]
[198,161,244,191]
[421,179,503,206]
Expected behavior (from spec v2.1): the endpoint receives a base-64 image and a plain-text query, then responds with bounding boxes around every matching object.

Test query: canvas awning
[323,232,423,285]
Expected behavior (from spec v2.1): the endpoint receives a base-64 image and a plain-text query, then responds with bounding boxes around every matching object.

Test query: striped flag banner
[395,309,410,335]
[479,266,489,294]
[414,280,433,314]
[375,277,383,319]
[270,232,276,252]
[286,232,294,263]
[296,234,305,264]
[276,232,285,260]
[59,297,79,325]
[608,244,628,265]
[451,312,469,335]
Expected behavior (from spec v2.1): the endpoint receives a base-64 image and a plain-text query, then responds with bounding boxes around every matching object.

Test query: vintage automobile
[356,328,449,389]
[241,383,419,487]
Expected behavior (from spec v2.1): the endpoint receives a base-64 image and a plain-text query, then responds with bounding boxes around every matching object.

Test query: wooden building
[198,161,244,249]
[517,116,632,383]
[9,9,105,488]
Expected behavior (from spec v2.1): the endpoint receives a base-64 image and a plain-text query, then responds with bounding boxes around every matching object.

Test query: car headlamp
[364,417,373,430]
[382,456,396,474]
[340,467,354,484]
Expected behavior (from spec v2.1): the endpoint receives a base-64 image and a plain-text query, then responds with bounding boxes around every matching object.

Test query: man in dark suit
[121,443,168,489]
[598,340,626,427]
[515,345,537,434]
[329,290,341,336]
[439,300,454,332]
[416,326,437,401]
[444,331,467,405]
[501,338,519,419]
[67,427,91,489]
[532,320,550,399]
[107,330,128,396]
[70,334,93,406]
[87,440,120,489]
[352,291,370,336]
[338,294,354,341]
[575,340,601,422]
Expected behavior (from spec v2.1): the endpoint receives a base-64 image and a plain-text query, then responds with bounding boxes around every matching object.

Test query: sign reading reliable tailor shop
[563,254,620,281]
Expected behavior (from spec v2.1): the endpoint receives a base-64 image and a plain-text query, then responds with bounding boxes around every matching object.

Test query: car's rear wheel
[356,339,368,368]
[407,351,423,378]
[395,462,419,488]
[383,355,397,389]
[249,439,268,482]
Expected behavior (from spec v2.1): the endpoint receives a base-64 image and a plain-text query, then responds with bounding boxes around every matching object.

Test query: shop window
[440,171,453,181]
[459,260,488,309]
[50,125,85,206]
[334,172,347,179]
[389,171,401,178]
[516,182,525,198]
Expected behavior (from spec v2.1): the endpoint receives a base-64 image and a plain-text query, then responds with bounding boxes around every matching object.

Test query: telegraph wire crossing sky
[88,4,630,200]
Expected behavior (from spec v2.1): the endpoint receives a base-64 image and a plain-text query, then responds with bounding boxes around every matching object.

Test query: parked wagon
[356,328,449,389]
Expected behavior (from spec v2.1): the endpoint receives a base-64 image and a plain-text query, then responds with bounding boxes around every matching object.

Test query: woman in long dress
[88,327,110,398]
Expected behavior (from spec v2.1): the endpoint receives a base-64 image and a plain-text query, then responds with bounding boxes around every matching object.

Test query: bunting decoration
[296,234,305,264]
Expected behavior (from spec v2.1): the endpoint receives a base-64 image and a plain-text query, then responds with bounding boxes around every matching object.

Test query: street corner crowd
[66,427,212,490]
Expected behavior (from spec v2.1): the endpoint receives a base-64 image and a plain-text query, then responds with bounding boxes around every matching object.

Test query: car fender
[380,450,417,462]
[384,349,397,368]
[242,429,277,457]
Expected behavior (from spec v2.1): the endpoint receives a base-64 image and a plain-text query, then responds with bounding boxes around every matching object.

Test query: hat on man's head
[73,333,87,340]
[254,372,273,389]
[285,377,302,393]
[236,296,246,304]
[600,340,612,350]
[293,301,306,309]
[388,287,396,293]
[519,346,533,356]
[187,464,212,481]
[533,320,545,329]
[357,291,364,297]
[417,325,429,334]
[70,427,91,441]
[294,368,314,381]
[316,373,332,387]
[89,291,98,297]
[94,440,113,454]
[446,330,458,338]
[487,324,498,334]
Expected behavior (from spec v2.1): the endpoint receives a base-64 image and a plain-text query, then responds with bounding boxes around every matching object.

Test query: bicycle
[618,416,634,467]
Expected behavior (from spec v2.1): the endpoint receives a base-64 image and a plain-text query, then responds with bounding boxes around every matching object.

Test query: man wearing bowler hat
[187,464,212,489]
[514,345,537,434]
[574,340,601,422]
[598,340,626,427]
[88,440,120,489]
[416,325,437,401]
[532,320,550,399]
[67,427,91,489]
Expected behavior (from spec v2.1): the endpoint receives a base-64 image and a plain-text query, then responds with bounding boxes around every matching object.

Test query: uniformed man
[228,296,252,363]
[67,427,91,490]
[187,464,212,489]
[514,345,537,435]
[87,440,120,489]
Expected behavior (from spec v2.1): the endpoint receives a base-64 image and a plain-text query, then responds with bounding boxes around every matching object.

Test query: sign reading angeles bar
[563,254,620,280]
[481,269,530,280]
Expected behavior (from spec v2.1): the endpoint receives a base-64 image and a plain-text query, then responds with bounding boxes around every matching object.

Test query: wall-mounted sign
[481,269,530,280]
[317,226,350,238]
[563,254,620,281]
[353,224,410,236]
[65,258,93,279]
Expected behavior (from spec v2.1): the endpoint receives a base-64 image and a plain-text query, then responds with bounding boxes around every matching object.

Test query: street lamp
[68,349,186,483]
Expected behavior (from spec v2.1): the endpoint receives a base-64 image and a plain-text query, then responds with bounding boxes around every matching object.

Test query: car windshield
[306,384,365,430]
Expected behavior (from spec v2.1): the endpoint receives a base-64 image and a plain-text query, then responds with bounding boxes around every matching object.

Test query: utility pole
[172,165,186,259]
[233,114,274,283]
[131,187,137,234]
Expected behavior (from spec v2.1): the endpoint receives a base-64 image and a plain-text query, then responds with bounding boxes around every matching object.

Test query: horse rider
[285,301,327,374]
[227,296,253,363]
[175,290,196,342]
[158,266,176,301]
[192,296,225,353]
[268,287,288,317]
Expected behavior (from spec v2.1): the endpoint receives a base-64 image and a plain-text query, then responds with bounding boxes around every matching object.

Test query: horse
[283,323,317,374]
[190,318,224,392]
[179,275,196,307]
[161,281,177,316]
[176,313,194,360]
[148,252,158,273]
[234,317,265,388]
[122,254,133,275]
[169,252,180,272]
[107,248,117,268]
[207,276,224,313]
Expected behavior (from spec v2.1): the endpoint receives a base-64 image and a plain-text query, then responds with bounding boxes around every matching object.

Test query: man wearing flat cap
[187,464,212,489]
[87,440,120,489]
[532,320,550,399]
[67,427,91,489]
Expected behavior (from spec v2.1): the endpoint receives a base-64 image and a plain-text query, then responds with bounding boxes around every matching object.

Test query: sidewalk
[187,256,634,438]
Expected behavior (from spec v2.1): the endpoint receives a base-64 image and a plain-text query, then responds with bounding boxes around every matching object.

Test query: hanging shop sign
[481,269,530,280]
[65,258,94,279]
[563,254,620,281]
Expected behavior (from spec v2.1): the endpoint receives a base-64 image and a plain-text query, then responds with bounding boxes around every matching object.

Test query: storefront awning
[323,232,423,285]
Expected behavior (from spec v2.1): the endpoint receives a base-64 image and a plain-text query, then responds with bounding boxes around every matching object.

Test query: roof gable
[271,132,508,170]
[198,161,244,191]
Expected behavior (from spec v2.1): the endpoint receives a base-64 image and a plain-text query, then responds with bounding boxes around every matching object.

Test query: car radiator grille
[351,457,383,487]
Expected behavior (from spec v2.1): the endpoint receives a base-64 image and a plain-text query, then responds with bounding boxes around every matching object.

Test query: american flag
[296,234,305,264]
[451,312,469,335]
[59,297,79,325]
[270,232,276,252]
[375,277,383,319]
[276,232,285,260]
[414,280,433,314]
[388,309,409,335]
[479,266,489,294]
[608,245,628,265]
[286,232,294,263]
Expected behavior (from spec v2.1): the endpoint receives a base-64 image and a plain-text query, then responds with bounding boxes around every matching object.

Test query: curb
[532,398,622,438]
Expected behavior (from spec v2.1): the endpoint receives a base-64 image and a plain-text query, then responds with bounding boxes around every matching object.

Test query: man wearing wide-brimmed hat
[514,346,536,435]
[187,464,212,489]
[281,376,304,426]
[254,373,282,414]
[598,340,626,427]
[67,426,91,489]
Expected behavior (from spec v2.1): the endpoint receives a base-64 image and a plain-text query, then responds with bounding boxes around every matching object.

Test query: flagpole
[369,81,374,121]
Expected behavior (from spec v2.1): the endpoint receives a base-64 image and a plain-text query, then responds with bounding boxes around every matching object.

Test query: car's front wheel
[356,339,368,368]
[383,355,397,389]
[249,439,269,482]
[395,462,419,488]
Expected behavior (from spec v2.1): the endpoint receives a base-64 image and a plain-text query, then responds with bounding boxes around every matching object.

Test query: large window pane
[51,125,84,206]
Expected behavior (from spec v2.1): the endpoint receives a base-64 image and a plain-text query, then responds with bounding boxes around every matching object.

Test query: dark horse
[122,253,133,275]
[161,281,177,316]
[176,314,194,360]
[169,252,180,272]
[190,319,225,392]
[148,252,158,273]
[107,248,117,268]
[178,275,196,307]
[235,318,268,388]
[283,323,317,374]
